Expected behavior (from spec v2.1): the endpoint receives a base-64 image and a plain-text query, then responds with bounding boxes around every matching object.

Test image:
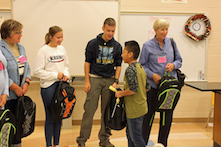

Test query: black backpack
[156,71,181,112]
[15,96,36,139]
[0,109,16,147]
[104,88,126,130]
[47,81,76,121]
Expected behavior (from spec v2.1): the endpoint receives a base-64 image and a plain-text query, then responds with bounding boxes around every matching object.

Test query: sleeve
[8,75,13,87]
[85,40,94,63]
[139,44,154,79]
[24,54,32,80]
[145,78,150,90]
[125,65,138,92]
[63,48,70,78]
[172,40,182,69]
[114,43,122,66]
[33,48,58,80]
[2,68,9,96]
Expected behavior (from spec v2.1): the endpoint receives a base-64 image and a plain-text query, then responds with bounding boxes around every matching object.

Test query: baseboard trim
[34,118,213,126]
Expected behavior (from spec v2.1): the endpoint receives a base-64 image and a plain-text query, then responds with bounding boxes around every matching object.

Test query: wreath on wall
[184,14,211,41]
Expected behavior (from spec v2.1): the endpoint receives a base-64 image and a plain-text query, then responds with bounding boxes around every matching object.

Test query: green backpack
[156,71,181,112]
[0,109,16,147]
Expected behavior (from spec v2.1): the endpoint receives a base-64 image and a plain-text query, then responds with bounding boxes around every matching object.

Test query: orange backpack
[48,81,76,121]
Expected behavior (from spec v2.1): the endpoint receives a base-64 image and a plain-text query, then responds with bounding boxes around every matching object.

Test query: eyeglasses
[15,31,23,35]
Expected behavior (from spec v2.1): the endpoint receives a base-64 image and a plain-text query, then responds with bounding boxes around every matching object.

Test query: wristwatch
[25,81,30,85]
[114,78,119,84]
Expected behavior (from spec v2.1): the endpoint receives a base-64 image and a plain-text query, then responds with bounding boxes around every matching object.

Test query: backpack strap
[170,38,176,62]
[164,70,171,77]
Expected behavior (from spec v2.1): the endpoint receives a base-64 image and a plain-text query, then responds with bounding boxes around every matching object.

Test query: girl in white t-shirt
[34,26,70,147]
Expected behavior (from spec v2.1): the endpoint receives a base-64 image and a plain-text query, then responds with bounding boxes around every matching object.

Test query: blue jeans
[126,115,146,147]
[41,82,61,147]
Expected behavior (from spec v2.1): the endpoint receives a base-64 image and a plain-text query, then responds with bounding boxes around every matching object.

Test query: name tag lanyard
[154,41,167,64]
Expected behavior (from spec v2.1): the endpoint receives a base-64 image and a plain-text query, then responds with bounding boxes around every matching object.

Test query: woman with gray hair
[139,18,182,147]
[0,19,31,147]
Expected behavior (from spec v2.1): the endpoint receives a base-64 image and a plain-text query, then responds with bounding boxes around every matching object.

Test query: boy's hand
[112,82,117,89]
[84,81,91,93]
[115,91,121,98]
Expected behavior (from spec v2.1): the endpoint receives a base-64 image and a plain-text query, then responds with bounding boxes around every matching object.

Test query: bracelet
[114,78,119,84]
[25,81,30,85]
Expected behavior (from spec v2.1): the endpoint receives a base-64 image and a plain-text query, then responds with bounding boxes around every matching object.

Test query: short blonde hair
[153,18,170,31]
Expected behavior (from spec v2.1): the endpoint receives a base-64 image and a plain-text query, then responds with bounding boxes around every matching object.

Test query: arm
[139,44,154,79]
[10,82,23,97]
[84,62,91,93]
[0,94,7,108]
[33,49,58,80]
[171,40,182,69]
[112,66,121,88]
[2,67,9,96]
[62,48,70,81]
[0,68,9,107]
[115,64,137,97]
[115,88,135,98]
[21,77,30,94]
[113,44,123,88]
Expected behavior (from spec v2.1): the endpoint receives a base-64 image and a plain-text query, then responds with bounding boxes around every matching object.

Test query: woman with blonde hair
[139,18,182,147]
[34,26,70,147]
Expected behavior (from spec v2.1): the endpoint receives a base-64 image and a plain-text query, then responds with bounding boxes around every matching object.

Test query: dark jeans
[41,82,61,147]
[126,115,146,147]
[142,88,173,147]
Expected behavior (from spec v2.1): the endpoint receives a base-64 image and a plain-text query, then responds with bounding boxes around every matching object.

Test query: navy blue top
[85,33,122,78]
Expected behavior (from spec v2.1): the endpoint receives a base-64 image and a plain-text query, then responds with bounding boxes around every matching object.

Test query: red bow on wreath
[184,14,211,41]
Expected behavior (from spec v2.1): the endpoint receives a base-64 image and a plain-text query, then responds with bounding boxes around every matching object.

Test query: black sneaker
[78,142,85,147]
[99,141,115,147]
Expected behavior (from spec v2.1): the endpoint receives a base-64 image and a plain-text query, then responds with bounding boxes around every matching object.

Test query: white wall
[0,0,218,123]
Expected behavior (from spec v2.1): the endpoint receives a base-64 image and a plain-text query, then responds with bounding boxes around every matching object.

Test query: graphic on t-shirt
[48,55,65,63]
[97,45,114,65]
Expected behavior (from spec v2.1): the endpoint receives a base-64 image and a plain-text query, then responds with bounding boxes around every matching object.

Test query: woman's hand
[22,82,29,94]
[0,94,7,108]
[14,86,24,97]
[62,76,69,82]
[165,63,174,72]
[152,73,161,85]
[58,72,64,79]
[10,83,24,97]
